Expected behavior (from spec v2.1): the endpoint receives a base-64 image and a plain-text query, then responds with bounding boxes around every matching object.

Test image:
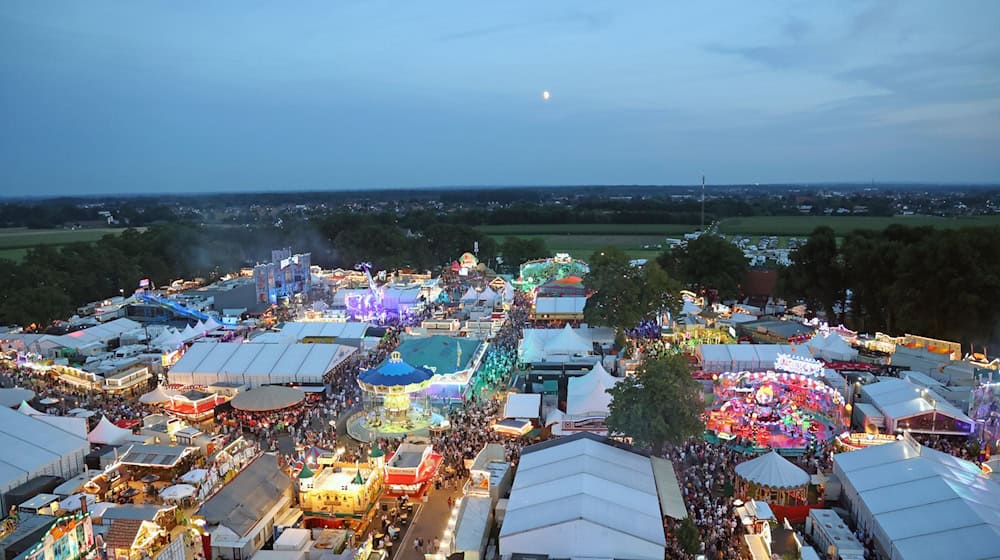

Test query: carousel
[357,351,442,436]
[705,369,847,451]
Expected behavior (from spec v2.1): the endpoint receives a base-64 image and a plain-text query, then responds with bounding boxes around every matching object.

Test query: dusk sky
[2,1,999,196]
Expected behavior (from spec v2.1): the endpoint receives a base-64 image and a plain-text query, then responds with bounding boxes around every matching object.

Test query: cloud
[782,17,811,42]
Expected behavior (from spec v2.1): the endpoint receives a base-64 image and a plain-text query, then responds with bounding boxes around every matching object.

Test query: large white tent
[139,385,179,405]
[499,434,667,560]
[18,400,43,416]
[0,388,35,408]
[859,377,974,435]
[0,405,89,499]
[697,344,797,373]
[168,342,357,388]
[230,386,305,412]
[503,393,541,420]
[88,416,133,446]
[806,333,859,362]
[834,437,1000,560]
[566,363,620,418]
[519,325,613,365]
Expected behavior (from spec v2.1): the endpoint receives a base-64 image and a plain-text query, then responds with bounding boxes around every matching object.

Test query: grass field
[716,215,1000,236]
[0,227,138,262]
[478,224,696,235]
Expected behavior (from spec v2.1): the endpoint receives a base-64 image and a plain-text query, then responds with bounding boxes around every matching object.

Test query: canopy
[87,416,134,446]
[160,484,197,500]
[735,451,810,489]
[566,379,614,417]
[358,352,435,388]
[0,387,35,408]
[460,287,480,303]
[567,362,619,399]
[546,324,592,355]
[180,469,209,484]
[18,400,43,416]
[68,408,96,418]
[230,386,305,412]
[139,385,178,404]
[479,286,499,303]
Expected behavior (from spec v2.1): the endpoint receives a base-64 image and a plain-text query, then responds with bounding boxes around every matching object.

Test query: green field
[716,215,1000,236]
[0,227,139,262]
[478,224,696,235]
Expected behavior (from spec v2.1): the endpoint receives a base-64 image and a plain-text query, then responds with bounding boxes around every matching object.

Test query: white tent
[504,393,541,420]
[734,451,810,489]
[87,416,133,446]
[460,287,480,303]
[546,324,592,355]
[568,362,618,395]
[204,317,223,331]
[139,385,178,404]
[180,324,199,342]
[168,342,357,388]
[18,400,43,416]
[502,280,515,303]
[160,484,197,501]
[566,379,614,417]
[0,406,90,496]
[230,386,305,412]
[816,333,858,362]
[479,286,499,303]
[180,468,209,484]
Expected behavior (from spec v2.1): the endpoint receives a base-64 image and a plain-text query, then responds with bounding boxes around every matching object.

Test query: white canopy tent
[139,385,179,404]
[734,451,810,489]
[160,484,197,501]
[87,416,133,446]
[860,377,974,435]
[230,386,305,412]
[807,333,859,362]
[0,406,89,497]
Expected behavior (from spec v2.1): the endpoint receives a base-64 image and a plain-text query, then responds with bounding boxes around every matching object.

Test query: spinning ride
[357,351,440,435]
[705,370,847,450]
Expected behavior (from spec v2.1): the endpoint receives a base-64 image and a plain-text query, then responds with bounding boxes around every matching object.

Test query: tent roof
[547,324,593,354]
[567,362,618,398]
[170,342,356,382]
[504,393,541,419]
[0,406,89,488]
[88,416,133,446]
[500,434,665,551]
[862,377,973,425]
[834,439,1000,560]
[734,451,809,489]
[199,455,291,537]
[460,287,480,302]
[49,318,142,348]
[359,352,435,387]
[533,297,587,315]
[230,386,305,412]
[262,321,372,343]
[139,385,178,404]
[18,400,43,415]
[566,378,614,417]
[0,388,35,408]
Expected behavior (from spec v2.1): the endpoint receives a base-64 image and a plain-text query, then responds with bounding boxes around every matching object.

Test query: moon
[542,90,551,101]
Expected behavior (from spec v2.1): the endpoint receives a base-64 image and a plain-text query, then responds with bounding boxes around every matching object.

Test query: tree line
[779,225,1000,348]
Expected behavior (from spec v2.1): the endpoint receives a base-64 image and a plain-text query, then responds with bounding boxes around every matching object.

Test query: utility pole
[701,175,706,231]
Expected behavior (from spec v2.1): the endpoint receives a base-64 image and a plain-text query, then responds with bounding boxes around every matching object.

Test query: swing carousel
[357,351,442,435]
[705,370,847,451]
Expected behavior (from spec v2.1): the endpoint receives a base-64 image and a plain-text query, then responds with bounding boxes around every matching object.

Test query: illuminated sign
[775,353,824,377]
[23,513,95,560]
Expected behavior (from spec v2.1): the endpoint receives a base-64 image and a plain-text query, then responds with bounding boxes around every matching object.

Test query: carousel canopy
[139,385,178,404]
[88,416,133,446]
[230,386,305,412]
[0,387,35,408]
[734,451,810,489]
[358,351,435,388]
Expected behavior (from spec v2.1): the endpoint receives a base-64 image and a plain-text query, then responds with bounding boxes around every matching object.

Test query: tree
[606,353,704,455]
[657,234,748,300]
[676,516,702,555]
[780,226,845,320]
[584,247,682,333]
[499,237,549,274]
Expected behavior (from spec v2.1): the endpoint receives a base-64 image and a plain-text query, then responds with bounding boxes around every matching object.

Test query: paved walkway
[393,483,463,560]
